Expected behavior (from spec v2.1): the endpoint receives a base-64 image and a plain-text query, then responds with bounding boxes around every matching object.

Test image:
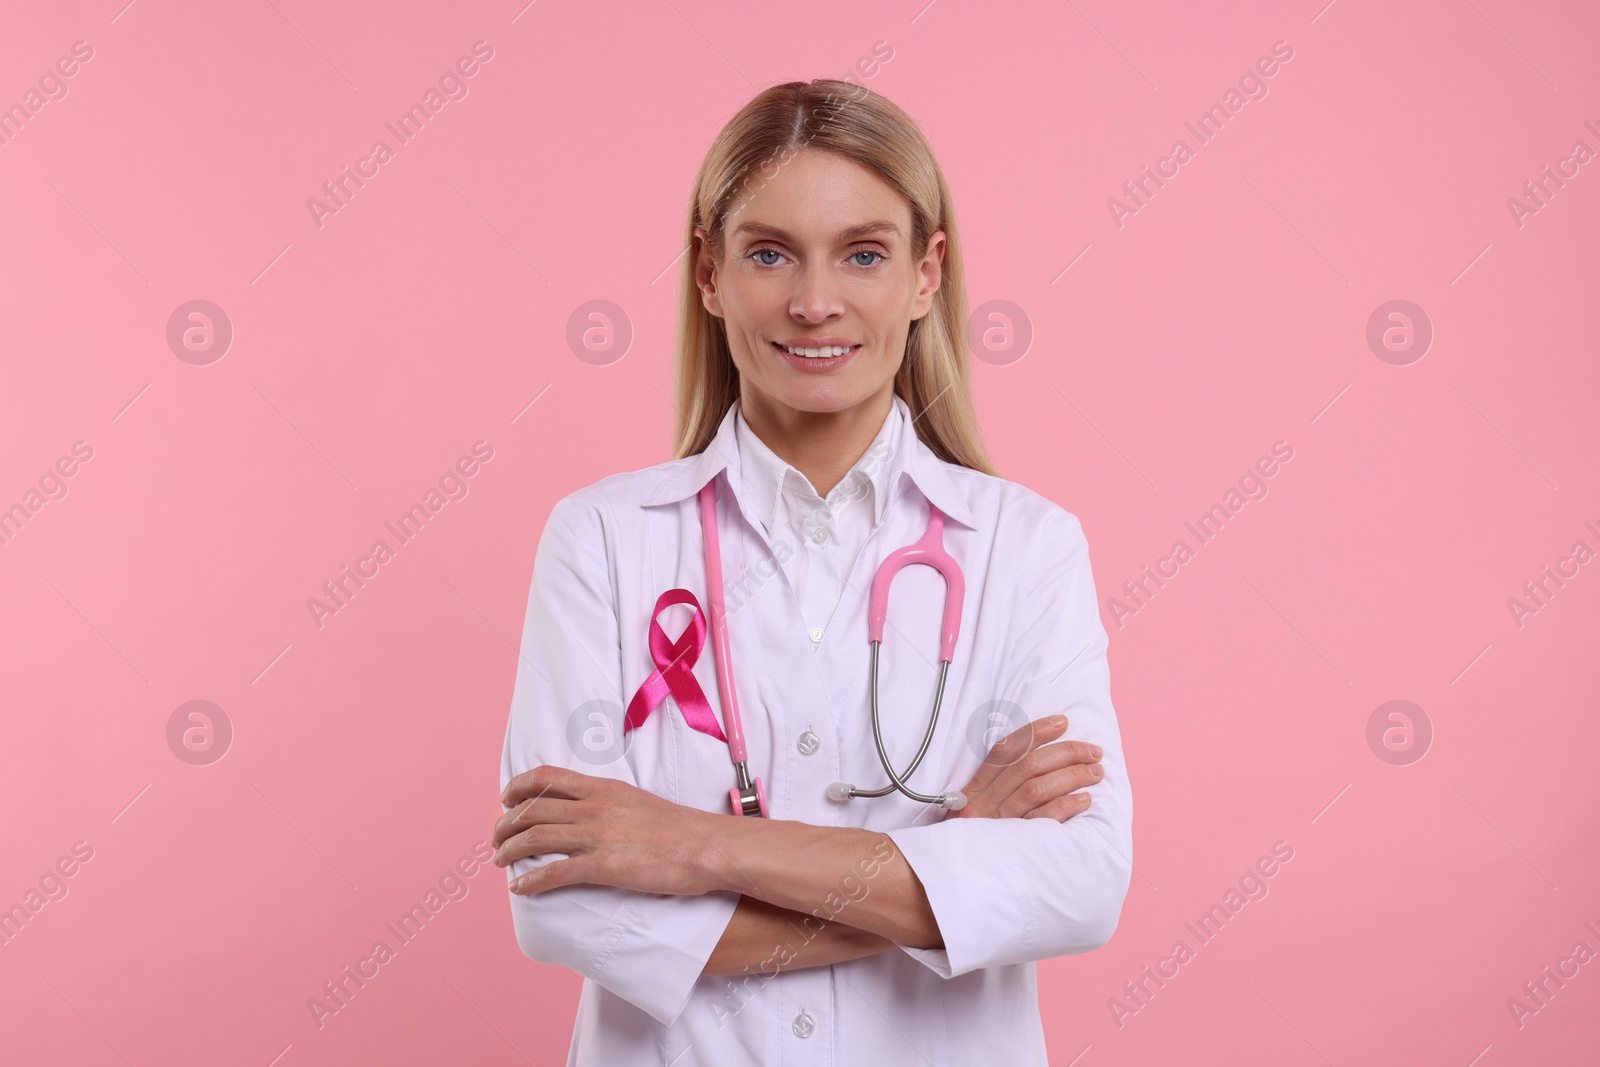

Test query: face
[694,148,945,421]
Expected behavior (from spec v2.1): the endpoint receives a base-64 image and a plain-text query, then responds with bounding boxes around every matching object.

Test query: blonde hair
[671,78,999,477]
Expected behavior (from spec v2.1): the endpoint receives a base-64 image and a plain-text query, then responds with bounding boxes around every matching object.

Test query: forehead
[725,149,910,242]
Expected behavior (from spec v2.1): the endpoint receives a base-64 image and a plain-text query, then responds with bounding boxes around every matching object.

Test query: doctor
[493,79,1132,1066]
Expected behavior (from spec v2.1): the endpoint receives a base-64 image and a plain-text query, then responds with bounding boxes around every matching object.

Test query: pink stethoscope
[623,478,970,817]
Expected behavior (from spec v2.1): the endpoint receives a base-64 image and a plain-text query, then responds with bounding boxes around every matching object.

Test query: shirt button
[811,527,828,544]
[792,1010,815,1038]
[808,626,824,643]
[797,728,820,755]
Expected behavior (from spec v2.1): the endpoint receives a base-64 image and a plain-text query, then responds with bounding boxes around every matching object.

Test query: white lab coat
[499,392,1134,1066]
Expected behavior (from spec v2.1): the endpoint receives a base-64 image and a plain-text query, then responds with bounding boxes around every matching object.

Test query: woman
[492,79,1132,1066]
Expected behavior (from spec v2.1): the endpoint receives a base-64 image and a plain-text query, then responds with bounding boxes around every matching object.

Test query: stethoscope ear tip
[826,781,853,802]
[941,790,968,812]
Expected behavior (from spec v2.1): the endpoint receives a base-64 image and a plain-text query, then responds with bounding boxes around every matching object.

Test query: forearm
[687,810,945,950]
[702,895,898,977]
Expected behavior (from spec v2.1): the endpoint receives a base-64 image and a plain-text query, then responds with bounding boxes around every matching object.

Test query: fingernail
[1091,764,1104,777]
[1049,715,1066,727]
[508,876,523,892]
[1090,745,1103,759]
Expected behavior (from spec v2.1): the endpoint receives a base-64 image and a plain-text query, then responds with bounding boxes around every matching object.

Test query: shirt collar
[640,392,977,531]
[734,397,902,535]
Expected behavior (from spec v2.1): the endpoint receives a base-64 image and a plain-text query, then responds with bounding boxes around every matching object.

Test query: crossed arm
[494,715,1102,978]
[496,496,1128,1012]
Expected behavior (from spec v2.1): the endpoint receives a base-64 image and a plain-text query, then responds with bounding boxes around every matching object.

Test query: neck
[739,387,894,498]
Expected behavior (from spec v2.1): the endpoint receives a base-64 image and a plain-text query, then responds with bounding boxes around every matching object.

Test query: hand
[951,715,1103,821]
[492,765,719,897]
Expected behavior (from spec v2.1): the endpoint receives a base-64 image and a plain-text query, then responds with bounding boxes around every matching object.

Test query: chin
[781,382,894,418]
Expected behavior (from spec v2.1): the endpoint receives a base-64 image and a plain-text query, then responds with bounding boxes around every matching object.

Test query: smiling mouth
[772,341,861,359]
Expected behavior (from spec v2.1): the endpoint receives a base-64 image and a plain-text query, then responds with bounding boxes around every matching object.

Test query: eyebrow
[730,221,903,244]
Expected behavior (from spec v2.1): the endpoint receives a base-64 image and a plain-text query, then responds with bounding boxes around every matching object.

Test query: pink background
[2,0,1597,1063]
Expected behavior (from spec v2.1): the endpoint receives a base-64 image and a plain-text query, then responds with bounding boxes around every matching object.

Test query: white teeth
[781,344,854,359]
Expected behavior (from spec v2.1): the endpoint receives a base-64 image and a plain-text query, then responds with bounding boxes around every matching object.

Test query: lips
[771,340,861,373]
[771,341,861,359]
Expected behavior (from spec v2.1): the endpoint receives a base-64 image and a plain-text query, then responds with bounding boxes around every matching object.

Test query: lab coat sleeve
[499,490,740,1027]
[885,505,1133,979]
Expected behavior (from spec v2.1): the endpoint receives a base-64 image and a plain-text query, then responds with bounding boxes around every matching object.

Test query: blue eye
[852,250,886,267]
[751,249,784,266]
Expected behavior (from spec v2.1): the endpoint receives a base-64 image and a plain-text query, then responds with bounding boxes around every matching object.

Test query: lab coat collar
[734,396,902,536]
[640,392,977,530]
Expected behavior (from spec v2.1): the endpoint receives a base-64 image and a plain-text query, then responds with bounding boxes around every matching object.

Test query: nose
[788,264,845,324]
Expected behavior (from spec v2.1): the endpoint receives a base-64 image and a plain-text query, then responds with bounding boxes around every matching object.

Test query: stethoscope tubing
[699,476,966,815]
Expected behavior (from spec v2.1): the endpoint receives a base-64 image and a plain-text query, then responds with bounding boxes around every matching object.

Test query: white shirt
[734,398,902,646]
[499,392,1133,1067]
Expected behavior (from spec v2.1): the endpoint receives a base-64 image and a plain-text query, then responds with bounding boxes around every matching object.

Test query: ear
[693,226,724,318]
[910,230,945,320]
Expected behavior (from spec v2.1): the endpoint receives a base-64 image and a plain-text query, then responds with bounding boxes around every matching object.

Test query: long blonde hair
[671,78,998,476]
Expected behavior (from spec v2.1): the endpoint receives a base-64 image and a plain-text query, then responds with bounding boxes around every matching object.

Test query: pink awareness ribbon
[623,588,727,742]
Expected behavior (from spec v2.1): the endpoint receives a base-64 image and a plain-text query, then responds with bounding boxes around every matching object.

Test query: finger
[985,739,1102,805]
[998,762,1104,819]
[494,822,590,868]
[963,716,1069,793]
[501,765,595,807]
[492,795,581,849]
[509,855,592,895]
[1023,790,1093,822]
